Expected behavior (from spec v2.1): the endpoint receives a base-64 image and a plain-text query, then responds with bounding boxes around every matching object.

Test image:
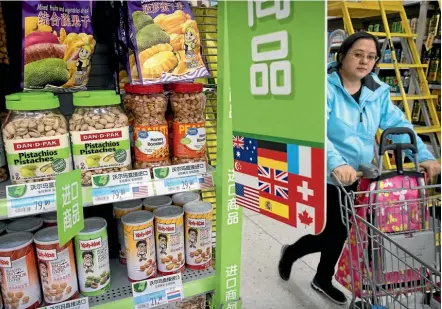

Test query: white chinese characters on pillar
[248,0,292,96]
[225,264,239,308]
[227,169,239,225]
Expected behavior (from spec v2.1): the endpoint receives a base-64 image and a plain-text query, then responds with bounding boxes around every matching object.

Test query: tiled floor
[240,208,352,309]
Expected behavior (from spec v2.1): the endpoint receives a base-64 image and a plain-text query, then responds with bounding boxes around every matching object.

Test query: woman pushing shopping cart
[333,128,441,309]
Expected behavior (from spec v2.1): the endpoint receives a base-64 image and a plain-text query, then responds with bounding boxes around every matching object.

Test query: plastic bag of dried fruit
[125,1,210,85]
[0,3,9,66]
[21,1,96,92]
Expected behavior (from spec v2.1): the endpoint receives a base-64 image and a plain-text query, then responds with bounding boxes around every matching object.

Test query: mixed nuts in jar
[170,83,207,164]
[3,93,72,184]
[130,84,171,169]
[70,90,131,186]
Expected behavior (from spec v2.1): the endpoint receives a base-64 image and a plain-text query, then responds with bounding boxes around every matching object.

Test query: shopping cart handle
[358,163,380,179]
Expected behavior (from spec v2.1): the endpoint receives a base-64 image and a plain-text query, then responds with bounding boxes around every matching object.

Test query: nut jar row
[2,91,131,185]
[2,83,207,185]
[124,83,208,167]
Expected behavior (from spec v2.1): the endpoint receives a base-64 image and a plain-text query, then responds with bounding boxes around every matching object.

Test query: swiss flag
[288,147,325,234]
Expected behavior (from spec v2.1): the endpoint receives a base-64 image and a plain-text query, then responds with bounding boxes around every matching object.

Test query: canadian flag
[288,144,325,235]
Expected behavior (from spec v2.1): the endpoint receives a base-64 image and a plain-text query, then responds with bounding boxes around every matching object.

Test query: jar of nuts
[3,92,72,184]
[123,84,135,125]
[170,83,207,164]
[70,91,131,186]
[131,84,171,168]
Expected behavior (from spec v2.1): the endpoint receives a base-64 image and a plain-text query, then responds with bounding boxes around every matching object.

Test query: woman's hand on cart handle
[332,165,358,186]
[418,160,441,180]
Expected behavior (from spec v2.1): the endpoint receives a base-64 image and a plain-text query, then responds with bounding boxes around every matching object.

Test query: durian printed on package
[22,1,95,91]
[127,1,210,84]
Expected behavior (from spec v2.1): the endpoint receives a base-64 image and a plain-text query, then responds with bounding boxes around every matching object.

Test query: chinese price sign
[6,180,56,218]
[40,296,89,309]
[91,169,153,205]
[132,274,183,309]
[56,170,84,246]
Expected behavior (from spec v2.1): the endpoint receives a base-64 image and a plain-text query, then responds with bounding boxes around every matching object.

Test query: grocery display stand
[0,2,242,309]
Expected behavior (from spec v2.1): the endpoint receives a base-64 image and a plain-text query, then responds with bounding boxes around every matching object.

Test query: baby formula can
[153,206,185,275]
[183,201,213,270]
[74,218,110,296]
[122,210,156,282]
[113,199,143,264]
[34,226,79,304]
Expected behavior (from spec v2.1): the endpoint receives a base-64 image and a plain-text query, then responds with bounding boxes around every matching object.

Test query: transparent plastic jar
[70,90,131,186]
[170,83,207,164]
[130,84,171,169]
[3,92,72,184]
[123,84,135,126]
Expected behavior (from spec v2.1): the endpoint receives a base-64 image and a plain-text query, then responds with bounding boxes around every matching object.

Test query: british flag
[258,166,289,200]
[233,136,245,149]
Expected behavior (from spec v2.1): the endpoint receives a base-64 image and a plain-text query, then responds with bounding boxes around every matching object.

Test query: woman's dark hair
[336,31,381,71]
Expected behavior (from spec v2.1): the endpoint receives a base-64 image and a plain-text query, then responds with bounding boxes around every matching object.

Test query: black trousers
[284,182,357,284]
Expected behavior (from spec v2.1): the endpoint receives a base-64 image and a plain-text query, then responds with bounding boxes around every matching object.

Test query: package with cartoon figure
[126,0,210,85]
[21,1,96,91]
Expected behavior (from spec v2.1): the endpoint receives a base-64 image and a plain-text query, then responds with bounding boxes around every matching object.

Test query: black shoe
[311,277,347,305]
[278,245,291,281]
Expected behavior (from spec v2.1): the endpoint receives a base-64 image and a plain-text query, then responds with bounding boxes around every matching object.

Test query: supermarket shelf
[390,94,439,101]
[0,165,216,220]
[90,259,215,309]
[414,125,440,134]
[377,63,428,69]
[370,32,416,38]
[429,83,441,90]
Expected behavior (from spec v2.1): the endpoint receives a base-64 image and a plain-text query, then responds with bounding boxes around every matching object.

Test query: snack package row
[116,0,210,86]
[2,1,96,92]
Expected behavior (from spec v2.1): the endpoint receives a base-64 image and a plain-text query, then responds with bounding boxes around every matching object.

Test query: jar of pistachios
[70,91,131,186]
[2,92,72,184]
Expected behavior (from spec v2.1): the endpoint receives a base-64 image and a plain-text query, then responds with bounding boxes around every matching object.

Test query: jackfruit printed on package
[22,1,96,91]
[127,0,210,85]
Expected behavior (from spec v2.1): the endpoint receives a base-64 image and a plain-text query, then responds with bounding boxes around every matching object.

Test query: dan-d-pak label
[5,134,72,183]
[71,128,131,171]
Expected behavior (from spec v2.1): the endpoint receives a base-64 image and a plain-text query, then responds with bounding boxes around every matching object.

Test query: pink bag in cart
[335,127,433,297]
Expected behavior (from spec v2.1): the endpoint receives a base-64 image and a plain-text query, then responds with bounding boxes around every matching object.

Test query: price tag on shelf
[132,273,183,309]
[154,175,199,195]
[5,180,56,218]
[39,296,89,309]
[92,182,154,205]
[92,184,133,204]
[7,195,56,218]
[91,169,151,188]
[152,162,207,180]
[91,169,154,205]
[6,180,56,199]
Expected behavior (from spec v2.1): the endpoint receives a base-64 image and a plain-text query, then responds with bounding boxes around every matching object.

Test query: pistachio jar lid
[73,90,121,107]
[6,92,59,111]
